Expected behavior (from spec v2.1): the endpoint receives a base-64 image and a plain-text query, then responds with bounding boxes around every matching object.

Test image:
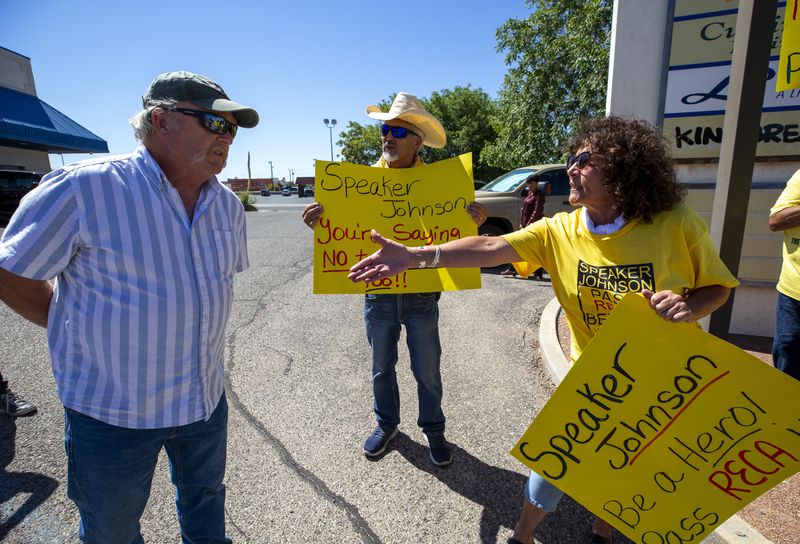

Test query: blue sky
[2,0,532,180]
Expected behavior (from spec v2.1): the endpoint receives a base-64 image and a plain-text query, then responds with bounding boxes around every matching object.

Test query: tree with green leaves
[419,86,501,182]
[337,87,501,182]
[337,120,382,166]
[481,0,613,170]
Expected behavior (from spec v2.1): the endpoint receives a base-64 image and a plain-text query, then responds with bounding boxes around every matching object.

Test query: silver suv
[474,164,572,235]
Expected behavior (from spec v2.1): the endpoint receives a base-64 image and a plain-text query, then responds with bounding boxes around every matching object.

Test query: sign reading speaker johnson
[511,293,800,544]
[312,154,480,294]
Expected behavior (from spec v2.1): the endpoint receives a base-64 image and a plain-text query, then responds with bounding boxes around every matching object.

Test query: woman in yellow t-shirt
[347,116,738,544]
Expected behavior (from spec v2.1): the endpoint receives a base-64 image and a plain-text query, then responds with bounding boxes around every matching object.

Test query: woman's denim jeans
[773,291,800,380]
[524,470,564,512]
[64,394,230,543]
[364,293,445,436]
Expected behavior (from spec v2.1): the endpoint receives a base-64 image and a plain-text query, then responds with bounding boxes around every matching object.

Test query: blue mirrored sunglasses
[380,123,420,139]
[170,107,238,137]
[566,151,606,170]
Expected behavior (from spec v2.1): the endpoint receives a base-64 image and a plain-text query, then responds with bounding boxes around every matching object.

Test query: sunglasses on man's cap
[170,107,238,137]
[380,123,420,139]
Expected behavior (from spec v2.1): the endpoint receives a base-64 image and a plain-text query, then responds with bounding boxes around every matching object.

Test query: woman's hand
[348,230,414,282]
[643,285,731,323]
[467,201,487,227]
[301,202,323,228]
[642,289,693,322]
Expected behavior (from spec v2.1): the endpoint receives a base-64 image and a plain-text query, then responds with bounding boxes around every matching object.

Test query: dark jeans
[364,293,445,436]
[64,394,230,543]
[773,292,800,380]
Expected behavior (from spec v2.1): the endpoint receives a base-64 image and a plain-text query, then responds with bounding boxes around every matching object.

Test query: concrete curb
[536,297,774,544]
[714,516,774,543]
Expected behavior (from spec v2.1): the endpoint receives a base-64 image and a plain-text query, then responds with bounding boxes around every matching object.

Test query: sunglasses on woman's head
[380,124,420,139]
[566,150,605,170]
[170,107,238,137]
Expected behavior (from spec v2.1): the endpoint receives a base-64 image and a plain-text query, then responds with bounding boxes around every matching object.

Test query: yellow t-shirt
[770,169,800,301]
[503,204,739,363]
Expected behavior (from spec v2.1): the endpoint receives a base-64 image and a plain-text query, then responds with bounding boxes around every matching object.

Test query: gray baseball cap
[143,71,259,128]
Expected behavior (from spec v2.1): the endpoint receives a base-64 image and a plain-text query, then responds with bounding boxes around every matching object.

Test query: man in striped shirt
[0,71,258,543]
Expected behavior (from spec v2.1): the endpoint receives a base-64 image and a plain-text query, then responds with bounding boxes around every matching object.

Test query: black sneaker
[588,534,613,544]
[363,426,398,457]
[0,390,37,416]
[425,434,452,466]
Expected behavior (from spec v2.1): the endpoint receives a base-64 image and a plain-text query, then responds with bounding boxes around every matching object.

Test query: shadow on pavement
[0,415,59,540]
[391,433,637,543]
[392,433,525,542]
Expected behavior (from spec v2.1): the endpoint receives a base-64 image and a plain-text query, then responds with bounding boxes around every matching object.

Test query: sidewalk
[537,297,798,544]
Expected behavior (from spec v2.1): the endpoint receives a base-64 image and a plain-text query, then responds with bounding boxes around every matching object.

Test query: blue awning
[0,86,108,154]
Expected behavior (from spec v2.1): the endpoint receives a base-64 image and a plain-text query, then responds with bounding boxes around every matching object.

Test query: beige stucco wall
[0,146,51,172]
[0,47,37,96]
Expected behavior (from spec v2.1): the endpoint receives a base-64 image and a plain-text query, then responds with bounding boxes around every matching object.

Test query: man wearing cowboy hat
[302,92,486,466]
[0,70,257,542]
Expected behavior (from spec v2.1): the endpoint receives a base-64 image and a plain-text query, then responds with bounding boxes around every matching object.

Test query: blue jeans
[64,394,230,544]
[773,292,800,380]
[364,293,445,436]
[524,471,564,512]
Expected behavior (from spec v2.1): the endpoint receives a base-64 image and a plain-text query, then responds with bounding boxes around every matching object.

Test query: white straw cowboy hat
[366,92,446,149]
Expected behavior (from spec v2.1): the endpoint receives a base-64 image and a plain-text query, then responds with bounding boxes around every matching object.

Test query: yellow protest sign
[511,294,800,543]
[313,154,481,294]
[777,0,800,91]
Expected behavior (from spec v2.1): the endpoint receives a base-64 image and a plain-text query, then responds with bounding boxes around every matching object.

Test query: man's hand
[302,202,323,229]
[348,231,414,283]
[642,289,693,323]
[467,202,487,227]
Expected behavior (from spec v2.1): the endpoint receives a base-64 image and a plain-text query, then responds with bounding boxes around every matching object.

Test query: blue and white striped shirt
[0,146,248,428]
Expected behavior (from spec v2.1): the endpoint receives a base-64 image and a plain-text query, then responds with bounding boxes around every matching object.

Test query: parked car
[0,169,42,226]
[260,188,270,196]
[474,164,572,236]
[281,187,291,196]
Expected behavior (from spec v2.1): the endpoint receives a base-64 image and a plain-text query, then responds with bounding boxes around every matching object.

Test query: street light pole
[268,160,273,187]
[323,118,337,161]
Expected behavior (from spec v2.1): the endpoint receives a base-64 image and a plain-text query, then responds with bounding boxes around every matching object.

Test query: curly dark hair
[565,116,685,223]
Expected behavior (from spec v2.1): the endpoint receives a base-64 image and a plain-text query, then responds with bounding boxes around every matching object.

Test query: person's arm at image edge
[0,266,52,327]
[768,204,800,232]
